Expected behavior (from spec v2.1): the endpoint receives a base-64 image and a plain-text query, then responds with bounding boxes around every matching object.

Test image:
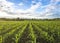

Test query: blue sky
[0,0,60,19]
[7,0,51,9]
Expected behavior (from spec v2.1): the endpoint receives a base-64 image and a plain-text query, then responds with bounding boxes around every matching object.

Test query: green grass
[0,20,60,43]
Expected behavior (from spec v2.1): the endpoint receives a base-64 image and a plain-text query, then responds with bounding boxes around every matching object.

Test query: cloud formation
[0,0,60,19]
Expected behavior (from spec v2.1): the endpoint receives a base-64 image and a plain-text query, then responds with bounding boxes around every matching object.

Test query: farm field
[0,20,60,43]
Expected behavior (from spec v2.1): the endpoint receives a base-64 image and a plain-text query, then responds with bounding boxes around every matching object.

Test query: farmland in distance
[0,20,60,43]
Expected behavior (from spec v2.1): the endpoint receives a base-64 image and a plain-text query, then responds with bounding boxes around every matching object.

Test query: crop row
[0,21,60,43]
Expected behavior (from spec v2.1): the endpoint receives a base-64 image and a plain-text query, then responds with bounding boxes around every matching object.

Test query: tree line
[0,18,60,21]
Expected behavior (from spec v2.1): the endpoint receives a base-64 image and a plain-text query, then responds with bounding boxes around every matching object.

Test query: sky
[0,0,60,19]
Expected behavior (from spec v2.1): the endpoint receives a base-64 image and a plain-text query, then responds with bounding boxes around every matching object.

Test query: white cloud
[18,2,24,6]
[50,0,60,4]
[0,0,41,19]
[0,0,60,19]
[0,0,15,13]
[32,0,36,4]
[12,2,41,16]
[35,0,60,18]
[26,2,41,13]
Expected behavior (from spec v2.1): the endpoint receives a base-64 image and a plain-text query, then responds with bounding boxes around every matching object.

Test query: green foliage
[0,20,60,43]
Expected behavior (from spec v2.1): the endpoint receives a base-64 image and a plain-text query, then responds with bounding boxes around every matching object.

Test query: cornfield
[0,21,60,43]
